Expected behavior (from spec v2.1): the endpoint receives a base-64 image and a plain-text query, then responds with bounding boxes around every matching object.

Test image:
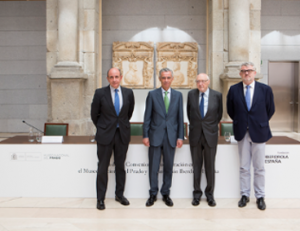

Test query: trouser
[96,128,128,200]
[238,131,265,198]
[148,131,175,196]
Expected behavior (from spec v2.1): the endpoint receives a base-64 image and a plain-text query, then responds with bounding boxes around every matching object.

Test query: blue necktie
[245,85,251,111]
[200,93,204,118]
[114,89,120,116]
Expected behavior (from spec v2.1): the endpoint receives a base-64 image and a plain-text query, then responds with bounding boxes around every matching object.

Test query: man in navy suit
[227,62,275,210]
[91,67,135,210]
[143,67,184,207]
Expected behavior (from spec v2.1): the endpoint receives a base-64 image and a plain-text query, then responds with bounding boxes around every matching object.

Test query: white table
[0,136,299,198]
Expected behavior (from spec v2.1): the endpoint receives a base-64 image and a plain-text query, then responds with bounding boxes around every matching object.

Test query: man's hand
[143,138,150,147]
[176,139,183,148]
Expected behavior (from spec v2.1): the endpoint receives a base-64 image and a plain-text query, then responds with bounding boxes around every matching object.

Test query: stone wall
[0,1,47,132]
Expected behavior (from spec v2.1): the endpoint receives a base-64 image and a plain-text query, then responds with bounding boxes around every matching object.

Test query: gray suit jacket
[187,88,223,147]
[143,88,184,148]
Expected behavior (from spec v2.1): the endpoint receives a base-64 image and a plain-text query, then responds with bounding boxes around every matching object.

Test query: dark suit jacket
[187,88,223,147]
[91,85,135,145]
[143,88,184,148]
[227,81,275,143]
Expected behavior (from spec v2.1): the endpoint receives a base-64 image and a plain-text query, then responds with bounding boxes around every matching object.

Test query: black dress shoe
[162,195,174,207]
[256,197,266,210]
[97,200,105,210]
[146,195,157,207]
[238,195,249,208]
[207,198,216,207]
[192,198,200,206]
[115,196,130,206]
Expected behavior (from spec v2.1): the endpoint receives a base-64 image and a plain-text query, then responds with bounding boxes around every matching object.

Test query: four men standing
[91,63,275,210]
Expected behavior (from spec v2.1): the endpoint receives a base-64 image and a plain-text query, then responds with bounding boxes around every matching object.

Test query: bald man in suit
[91,67,135,210]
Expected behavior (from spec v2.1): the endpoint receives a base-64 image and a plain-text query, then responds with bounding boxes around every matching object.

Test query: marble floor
[0,197,300,231]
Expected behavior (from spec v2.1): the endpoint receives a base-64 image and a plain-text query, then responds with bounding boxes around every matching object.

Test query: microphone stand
[22,120,44,134]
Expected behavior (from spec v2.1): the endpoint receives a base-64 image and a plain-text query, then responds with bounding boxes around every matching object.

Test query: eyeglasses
[195,80,208,83]
[240,69,255,73]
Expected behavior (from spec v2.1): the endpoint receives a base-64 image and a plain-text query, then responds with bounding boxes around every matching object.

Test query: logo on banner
[265,152,289,164]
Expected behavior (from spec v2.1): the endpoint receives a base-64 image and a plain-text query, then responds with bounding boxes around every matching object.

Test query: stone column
[220,0,262,119]
[49,0,87,135]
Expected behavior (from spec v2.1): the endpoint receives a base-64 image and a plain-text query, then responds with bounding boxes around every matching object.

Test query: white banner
[0,143,299,198]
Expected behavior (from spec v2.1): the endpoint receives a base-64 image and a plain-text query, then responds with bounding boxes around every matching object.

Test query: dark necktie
[245,85,251,111]
[200,92,204,118]
[114,89,120,116]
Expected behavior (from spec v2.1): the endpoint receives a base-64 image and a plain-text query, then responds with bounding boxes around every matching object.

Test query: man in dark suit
[187,73,223,207]
[91,67,135,210]
[143,67,184,207]
[227,62,275,210]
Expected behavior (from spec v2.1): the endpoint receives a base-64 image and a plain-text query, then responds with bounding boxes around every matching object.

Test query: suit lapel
[251,81,260,110]
[239,82,248,110]
[105,85,117,115]
[119,86,127,114]
[205,88,214,119]
[193,89,202,118]
[168,88,177,114]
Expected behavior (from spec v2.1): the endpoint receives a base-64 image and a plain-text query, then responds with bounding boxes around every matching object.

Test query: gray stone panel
[1,1,46,17]
[0,75,47,90]
[29,105,48,119]
[0,46,46,61]
[186,30,206,45]
[0,61,46,75]
[188,0,206,15]
[21,1,46,17]
[261,0,281,16]
[102,16,165,30]
[0,105,29,119]
[102,30,141,45]
[0,31,46,46]
[281,0,300,16]
[261,16,300,30]
[102,45,112,60]
[165,15,206,30]
[198,44,206,60]
[102,60,112,75]
[0,2,6,17]
[0,120,8,132]
[0,89,47,105]
[0,17,46,31]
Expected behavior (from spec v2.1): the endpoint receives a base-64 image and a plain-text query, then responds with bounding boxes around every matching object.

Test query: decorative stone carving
[112,42,154,88]
[156,42,198,88]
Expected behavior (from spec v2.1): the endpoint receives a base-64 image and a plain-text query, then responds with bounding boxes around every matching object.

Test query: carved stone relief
[156,42,198,88]
[112,42,154,88]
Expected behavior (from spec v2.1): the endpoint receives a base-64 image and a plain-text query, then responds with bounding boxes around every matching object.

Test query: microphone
[22,120,44,133]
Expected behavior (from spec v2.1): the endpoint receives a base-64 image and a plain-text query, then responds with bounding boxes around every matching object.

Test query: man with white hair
[187,73,222,207]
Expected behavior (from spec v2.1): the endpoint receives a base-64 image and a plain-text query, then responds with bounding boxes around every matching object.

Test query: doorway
[269,61,299,132]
